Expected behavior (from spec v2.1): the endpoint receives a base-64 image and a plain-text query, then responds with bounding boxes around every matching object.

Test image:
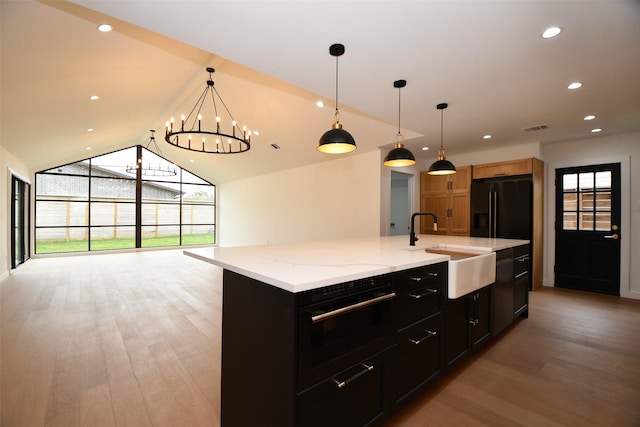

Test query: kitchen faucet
[410,212,438,246]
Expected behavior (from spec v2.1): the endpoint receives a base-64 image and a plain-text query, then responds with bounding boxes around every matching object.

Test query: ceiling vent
[522,124,548,132]
[270,143,281,150]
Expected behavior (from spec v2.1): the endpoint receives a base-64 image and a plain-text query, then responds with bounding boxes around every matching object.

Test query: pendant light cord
[334,55,339,115]
[440,108,444,149]
[397,87,401,135]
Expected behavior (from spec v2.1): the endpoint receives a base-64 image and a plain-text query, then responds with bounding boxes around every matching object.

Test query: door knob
[604,234,619,240]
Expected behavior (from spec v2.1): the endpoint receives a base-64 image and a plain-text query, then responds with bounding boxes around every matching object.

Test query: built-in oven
[296,274,395,391]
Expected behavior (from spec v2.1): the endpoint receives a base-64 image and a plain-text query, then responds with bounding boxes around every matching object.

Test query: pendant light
[427,102,456,175]
[384,79,416,167]
[318,43,356,154]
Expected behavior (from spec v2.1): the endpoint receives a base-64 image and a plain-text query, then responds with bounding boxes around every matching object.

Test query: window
[561,170,611,231]
[35,146,215,253]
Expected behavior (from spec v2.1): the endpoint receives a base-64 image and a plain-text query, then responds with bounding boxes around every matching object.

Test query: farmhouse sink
[425,247,496,299]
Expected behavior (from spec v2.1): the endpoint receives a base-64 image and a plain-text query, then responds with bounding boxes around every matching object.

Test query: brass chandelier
[165,67,251,154]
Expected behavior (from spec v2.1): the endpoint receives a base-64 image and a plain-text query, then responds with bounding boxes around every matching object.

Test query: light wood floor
[1,250,639,426]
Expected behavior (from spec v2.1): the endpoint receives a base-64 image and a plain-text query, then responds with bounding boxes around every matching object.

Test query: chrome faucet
[410,212,438,246]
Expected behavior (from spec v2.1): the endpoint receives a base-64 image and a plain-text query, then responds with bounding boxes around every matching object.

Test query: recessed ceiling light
[568,82,583,90]
[86,147,92,150]
[584,115,596,121]
[190,159,195,163]
[542,26,562,39]
[591,128,602,133]
[483,134,492,140]
[97,24,112,32]
[87,128,94,132]
[253,130,260,136]
[316,100,324,108]
[89,95,99,101]
[421,146,429,151]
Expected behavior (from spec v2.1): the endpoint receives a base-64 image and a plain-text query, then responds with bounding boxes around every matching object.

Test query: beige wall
[218,150,382,247]
[1,145,30,280]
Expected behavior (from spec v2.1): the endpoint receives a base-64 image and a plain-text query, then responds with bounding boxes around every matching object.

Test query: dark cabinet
[470,286,492,348]
[445,285,492,369]
[491,248,514,336]
[390,263,446,409]
[297,351,387,427]
[513,245,530,318]
[491,245,530,338]
[390,316,443,407]
[221,254,527,426]
[393,263,446,329]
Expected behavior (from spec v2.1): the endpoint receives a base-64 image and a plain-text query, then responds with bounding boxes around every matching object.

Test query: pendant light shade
[384,79,416,167]
[318,44,356,154]
[428,102,456,175]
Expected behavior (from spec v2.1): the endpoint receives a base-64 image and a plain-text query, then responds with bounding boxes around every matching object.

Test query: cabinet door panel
[391,318,443,407]
[421,172,449,194]
[450,166,471,193]
[421,194,448,234]
[470,287,491,348]
[449,193,470,236]
[472,158,533,179]
[444,296,471,368]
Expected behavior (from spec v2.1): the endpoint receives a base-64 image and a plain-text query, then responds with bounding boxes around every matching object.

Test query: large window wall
[35,146,215,253]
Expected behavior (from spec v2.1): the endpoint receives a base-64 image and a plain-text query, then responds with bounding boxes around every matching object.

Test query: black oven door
[297,285,395,391]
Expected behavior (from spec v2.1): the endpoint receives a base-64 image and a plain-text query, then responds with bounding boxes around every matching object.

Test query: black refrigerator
[470,177,533,240]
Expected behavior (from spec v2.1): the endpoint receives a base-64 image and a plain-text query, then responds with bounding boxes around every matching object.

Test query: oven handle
[311,292,396,324]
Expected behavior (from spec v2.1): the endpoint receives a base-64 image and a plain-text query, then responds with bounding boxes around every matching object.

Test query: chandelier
[126,130,177,176]
[165,67,251,154]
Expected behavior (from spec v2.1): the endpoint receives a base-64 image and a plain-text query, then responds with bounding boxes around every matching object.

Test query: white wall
[1,145,31,280]
[218,150,382,247]
[542,131,640,300]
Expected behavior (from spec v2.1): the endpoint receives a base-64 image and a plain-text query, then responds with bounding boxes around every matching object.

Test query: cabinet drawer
[514,277,529,317]
[296,352,385,427]
[394,263,447,329]
[390,317,443,407]
[514,254,530,280]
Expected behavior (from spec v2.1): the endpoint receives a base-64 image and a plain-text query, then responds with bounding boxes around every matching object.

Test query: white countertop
[184,235,529,293]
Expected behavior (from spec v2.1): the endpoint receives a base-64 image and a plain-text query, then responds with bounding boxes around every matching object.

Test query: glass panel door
[11,175,31,268]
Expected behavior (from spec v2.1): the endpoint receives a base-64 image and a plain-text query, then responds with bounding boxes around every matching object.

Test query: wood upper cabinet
[472,158,536,179]
[420,166,471,236]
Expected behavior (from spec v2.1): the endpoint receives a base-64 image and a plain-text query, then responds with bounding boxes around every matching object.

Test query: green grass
[36,233,214,254]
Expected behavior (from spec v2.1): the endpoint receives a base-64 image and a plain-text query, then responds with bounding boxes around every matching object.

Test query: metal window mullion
[135,145,143,248]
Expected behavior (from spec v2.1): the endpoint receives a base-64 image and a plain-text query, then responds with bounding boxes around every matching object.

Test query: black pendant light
[384,79,416,167]
[318,43,356,154]
[427,102,456,175]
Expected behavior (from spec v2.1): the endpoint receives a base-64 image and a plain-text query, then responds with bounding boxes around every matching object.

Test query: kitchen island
[185,235,529,426]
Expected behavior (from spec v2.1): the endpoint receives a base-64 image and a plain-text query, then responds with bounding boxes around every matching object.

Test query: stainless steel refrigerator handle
[311,292,396,323]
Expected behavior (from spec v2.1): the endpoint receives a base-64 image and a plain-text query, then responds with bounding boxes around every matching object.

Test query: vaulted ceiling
[2,1,640,183]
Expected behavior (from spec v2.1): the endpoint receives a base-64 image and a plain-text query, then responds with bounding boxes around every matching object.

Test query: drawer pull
[408,288,438,299]
[408,330,437,345]
[409,272,438,282]
[332,363,374,389]
[468,319,479,326]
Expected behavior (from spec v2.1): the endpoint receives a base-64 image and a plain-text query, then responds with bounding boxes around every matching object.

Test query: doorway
[554,163,621,295]
[11,174,31,269]
[390,172,411,236]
